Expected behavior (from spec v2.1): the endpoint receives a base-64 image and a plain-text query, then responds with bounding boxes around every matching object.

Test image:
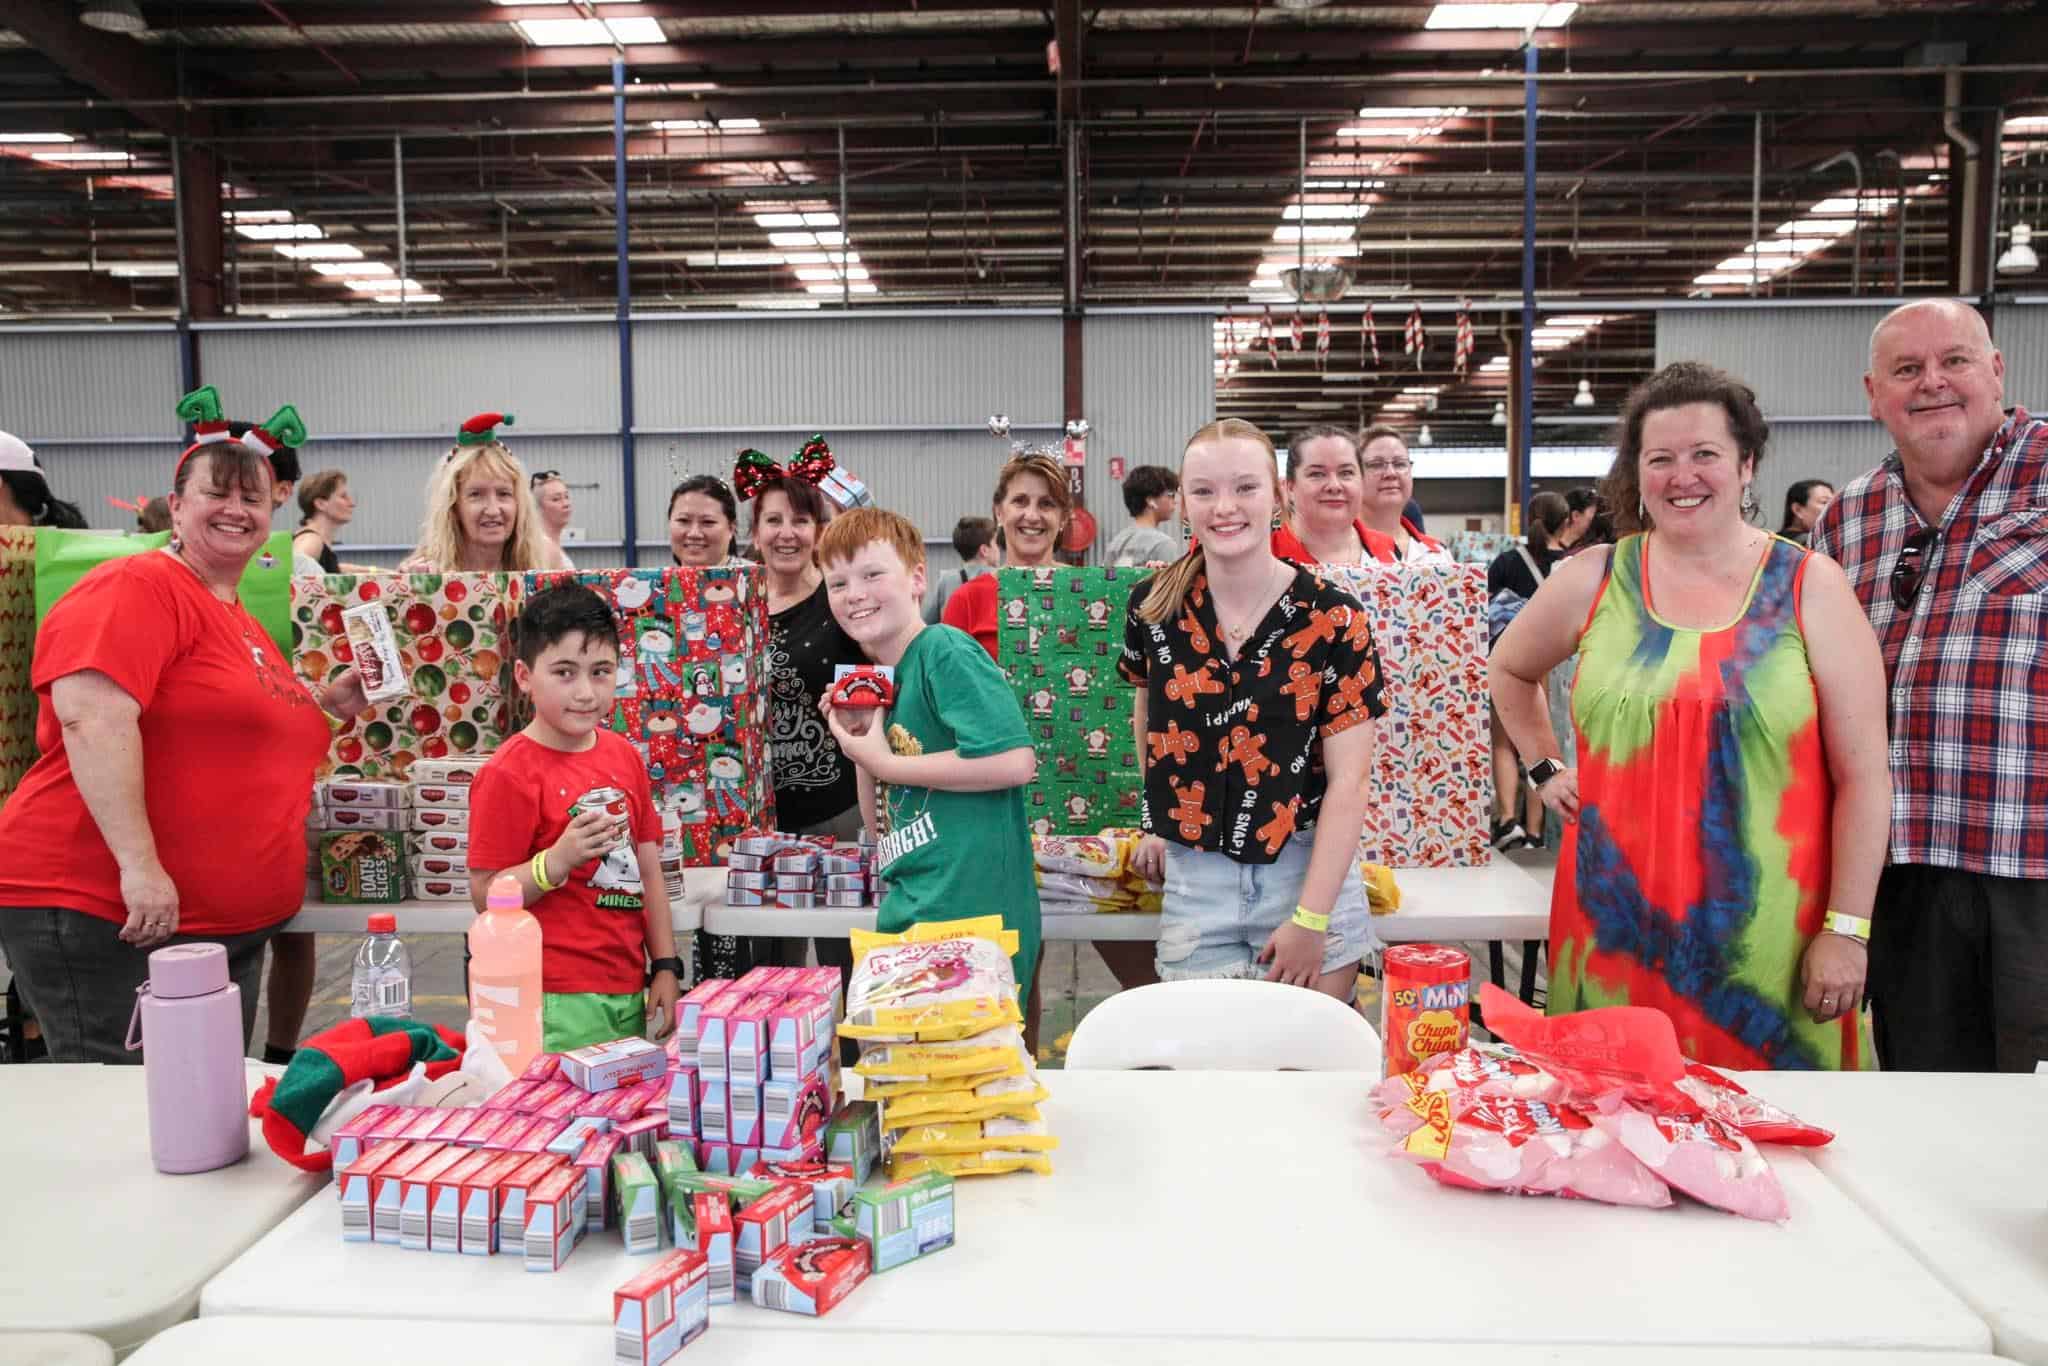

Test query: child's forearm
[856,767,877,835]
[867,746,1035,792]
[636,842,678,961]
[467,859,554,912]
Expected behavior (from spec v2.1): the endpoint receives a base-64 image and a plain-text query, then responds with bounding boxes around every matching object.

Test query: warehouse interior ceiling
[0,0,2044,433]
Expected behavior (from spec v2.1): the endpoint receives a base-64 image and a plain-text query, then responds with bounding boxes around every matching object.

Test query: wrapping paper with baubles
[292,573,524,781]
[995,566,1143,838]
[1317,563,1490,867]
[529,567,774,866]
[0,527,35,812]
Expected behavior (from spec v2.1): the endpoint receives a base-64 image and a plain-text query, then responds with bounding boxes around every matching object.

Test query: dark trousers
[0,907,277,1064]
[1870,864,2048,1073]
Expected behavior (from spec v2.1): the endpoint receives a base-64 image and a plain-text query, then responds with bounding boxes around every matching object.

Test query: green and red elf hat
[174,384,307,477]
[249,1015,466,1173]
[457,411,514,446]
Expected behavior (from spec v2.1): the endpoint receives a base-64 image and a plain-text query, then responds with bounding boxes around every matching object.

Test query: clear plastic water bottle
[351,911,413,1020]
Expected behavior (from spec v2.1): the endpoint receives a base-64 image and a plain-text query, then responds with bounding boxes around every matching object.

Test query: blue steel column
[614,57,639,567]
[1517,39,1538,519]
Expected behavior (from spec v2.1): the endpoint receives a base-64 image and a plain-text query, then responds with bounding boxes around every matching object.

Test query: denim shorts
[1155,830,1378,982]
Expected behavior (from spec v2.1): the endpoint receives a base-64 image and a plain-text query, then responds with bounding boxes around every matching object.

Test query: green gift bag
[33,528,297,654]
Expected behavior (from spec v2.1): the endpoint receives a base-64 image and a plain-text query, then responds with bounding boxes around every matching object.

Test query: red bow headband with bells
[174,385,307,477]
[732,435,835,501]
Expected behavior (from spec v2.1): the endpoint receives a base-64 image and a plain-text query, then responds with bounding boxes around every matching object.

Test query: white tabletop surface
[0,1334,114,1366]
[0,1062,327,1354]
[202,1071,1989,1352]
[130,1318,2016,1366]
[1733,1070,2048,1366]
[696,859,1552,945]
[284,898,703,936]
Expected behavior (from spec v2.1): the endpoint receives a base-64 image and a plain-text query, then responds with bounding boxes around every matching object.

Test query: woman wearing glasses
[1488,362,1890,1070]
[1273,425,1447,569]
[530,470,576,571]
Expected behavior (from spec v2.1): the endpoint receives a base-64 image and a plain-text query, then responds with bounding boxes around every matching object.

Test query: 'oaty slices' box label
[319,829,404,903]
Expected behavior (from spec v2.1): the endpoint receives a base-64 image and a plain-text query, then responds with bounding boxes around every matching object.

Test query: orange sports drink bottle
[469,873,544,1074]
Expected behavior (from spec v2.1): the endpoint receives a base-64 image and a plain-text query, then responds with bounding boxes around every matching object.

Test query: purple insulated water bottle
[125,942,251,1174]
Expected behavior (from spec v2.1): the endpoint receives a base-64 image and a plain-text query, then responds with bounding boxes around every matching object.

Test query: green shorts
[542,990,647,1053]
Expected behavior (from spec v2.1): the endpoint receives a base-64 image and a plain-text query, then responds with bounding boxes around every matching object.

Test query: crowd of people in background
[0,296,2039,1075]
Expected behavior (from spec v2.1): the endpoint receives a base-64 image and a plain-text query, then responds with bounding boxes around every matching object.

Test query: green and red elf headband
[457,411,514,447]
[174,384,307,477]
[732,434,835,501]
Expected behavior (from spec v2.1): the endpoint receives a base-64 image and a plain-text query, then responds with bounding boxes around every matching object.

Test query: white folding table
[282,898,704,936]
[200,1070,1990,1353]
[0,1062,327,1355]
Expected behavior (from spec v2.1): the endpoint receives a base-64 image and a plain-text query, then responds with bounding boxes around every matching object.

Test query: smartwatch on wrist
[1526,757,1566,790]
[647,956,686,984]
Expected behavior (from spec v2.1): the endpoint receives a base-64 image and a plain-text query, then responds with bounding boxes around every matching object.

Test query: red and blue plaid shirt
[1810,406,2048,879]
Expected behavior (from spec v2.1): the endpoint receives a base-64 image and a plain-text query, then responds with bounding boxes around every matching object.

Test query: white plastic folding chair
[1063,978,1382,1072]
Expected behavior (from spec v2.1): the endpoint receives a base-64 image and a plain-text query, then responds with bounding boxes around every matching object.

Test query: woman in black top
[292,469,352,574]
[1777,479,1835,546]
[1486,491,1575,851]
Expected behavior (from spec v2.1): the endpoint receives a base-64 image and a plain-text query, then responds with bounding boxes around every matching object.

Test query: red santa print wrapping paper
[0,527,35,811]
[530,567,774,866]
[1316,563,1489,867]
[293,573,525,780]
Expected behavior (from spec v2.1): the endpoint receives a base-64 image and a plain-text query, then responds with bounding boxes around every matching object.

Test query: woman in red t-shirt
[0,436,368,1063]
[941,449,1071,658]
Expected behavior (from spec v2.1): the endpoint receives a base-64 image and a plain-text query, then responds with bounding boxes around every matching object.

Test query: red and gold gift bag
[292,572,525,780]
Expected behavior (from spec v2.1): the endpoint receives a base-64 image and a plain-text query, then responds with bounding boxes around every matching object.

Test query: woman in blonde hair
[399,412,548,573]
[942,448,1071,660]
[1122,419,1388,998]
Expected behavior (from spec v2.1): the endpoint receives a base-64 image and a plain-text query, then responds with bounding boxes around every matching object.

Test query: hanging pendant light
[1417,424,1435,447]
[1573,378,1596,408]
[1491,401,1507,427]
[1997,222,2038,276]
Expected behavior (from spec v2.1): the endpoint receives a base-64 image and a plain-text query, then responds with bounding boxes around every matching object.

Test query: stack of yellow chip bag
[1361,859,1401,915]
[839,916,1058,1178]
[1031,828,1163,915]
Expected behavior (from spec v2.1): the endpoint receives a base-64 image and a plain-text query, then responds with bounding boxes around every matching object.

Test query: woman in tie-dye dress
[1488,363,1891,1070]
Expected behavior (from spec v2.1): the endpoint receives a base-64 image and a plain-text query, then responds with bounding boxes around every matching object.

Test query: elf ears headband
[174,385,307,478]
[732,434,834,501]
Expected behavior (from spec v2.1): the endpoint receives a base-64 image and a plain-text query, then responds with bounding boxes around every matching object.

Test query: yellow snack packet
[885,1117,1059,1156]
[882,1078,1049,1128]
[850,916,1019,965]
[888,1150,1054,1179]
[853,1027,1027,1083]
[1361,860,1401,915]
[837,995,1023,1044]
[860,1058,1024,1102]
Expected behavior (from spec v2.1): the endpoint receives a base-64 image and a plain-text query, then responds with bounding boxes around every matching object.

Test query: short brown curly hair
[1602,361,1769,536]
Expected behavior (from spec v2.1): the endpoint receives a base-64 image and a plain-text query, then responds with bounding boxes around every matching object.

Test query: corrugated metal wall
[1,328,183,530]
[1994,301,2048,402]
[1082,313,1216,553]
[630,313,1064,559]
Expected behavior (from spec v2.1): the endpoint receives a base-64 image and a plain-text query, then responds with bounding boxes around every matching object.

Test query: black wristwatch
[1526,758,1566,790]
[647,956,686,984]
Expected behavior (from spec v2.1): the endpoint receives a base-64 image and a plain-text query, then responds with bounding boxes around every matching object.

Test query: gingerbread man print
[1256,795,1302,856]
[1166,778,1212,842]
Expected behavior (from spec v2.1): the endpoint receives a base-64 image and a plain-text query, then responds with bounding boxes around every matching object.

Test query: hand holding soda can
[570,786,632,851]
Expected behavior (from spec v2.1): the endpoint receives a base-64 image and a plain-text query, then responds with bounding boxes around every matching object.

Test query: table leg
[1519,939,1541,1006]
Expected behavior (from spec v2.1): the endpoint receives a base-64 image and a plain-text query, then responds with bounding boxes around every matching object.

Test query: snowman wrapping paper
[531,566,774,866]
[293,572,525,782]
[996,566,1145,838]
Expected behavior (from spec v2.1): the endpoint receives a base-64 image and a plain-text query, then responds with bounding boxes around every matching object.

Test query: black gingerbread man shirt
[1119,567,1386,864]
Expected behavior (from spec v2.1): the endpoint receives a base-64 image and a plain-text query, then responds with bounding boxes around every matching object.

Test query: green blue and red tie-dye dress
[1550,533,1872,1071]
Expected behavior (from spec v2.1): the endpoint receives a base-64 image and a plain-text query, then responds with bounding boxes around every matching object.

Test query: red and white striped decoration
[1362,303,1381,371]
[1454,298,1473,377]
[1289,311,1305,351]
[1315,311,1331,368]
[1404,305,1425,370]
[1261,306,1280,369]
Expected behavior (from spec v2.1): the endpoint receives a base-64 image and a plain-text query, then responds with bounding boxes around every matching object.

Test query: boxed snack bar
[736,965,802,994]
[410,829,469,856]
[457,1111,514,1150]
[614,1248,710,1366]
[748,1158,856,1233]
[562,1035,667,1093]
[617,1111,669,1160]
[618,1077,671,1117]
[700,1144,762,1178]
[520,1079,574,1114]
[337,1139,409,1242]
[515,1117,569,1156]
[576,1130,626,1232]
[733,1180,809,1279]
[769,994,833,1081]
[429,1150,495,1253]
[728,996,776,1089]
[795,966,844,1021]
[426,1108,483,1144]
[696,990,752,1083]
[522,1165,587,1273]
[408,755,492,786]
[724,889,771,908]
[615,1150,665,1254]
[322,806,407,832]
[547,1114,610,1158]
[760,1133,824,1168]
[409,782,471,810]
[697,1194,736,1305]
[365,1105,423,1142]
[854,1169,956,1272]
[667,1065,699,1138]
[749,1237,869,1317]
[760,1073,830,1152]
[728,1081,763,1148]
[459,1151,529,1255]
[483,1080,538,1112]
[318,779,409,809]
[652,1138,698,1198]
[409,806,471,832]
[825,1100,881,1186]
[318,830,404,904]
[698,1076,729,1145]
[521,1053,564,1083]
[330,1104,393,1171]
[413,876,472,902]
[399,1145,469,1250]
[406,852,466,880]
[341,600,409,704]
[399,1108,451,1143]
[495,1153,565,1255]
[675,979,733,1059]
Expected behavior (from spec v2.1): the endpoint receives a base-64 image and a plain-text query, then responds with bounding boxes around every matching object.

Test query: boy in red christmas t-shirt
[467,584,682,1051]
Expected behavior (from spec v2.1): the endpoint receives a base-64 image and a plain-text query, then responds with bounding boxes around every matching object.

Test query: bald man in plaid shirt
[1810,299,2048,1072]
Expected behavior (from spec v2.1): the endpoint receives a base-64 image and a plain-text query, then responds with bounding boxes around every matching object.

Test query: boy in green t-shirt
[817,508,1042,995]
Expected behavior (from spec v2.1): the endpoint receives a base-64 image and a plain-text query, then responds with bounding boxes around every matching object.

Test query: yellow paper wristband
[1291,905,1330,934]
[531,850,558,893]
[1823,910,1871,942]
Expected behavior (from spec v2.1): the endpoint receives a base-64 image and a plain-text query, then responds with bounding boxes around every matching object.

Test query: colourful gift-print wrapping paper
[997,566,1144,837]
[1317,563,1491,867]
[531,567,774,866]
[1445,529,1519,567]
[0,527,36,812]
[292,573,524,781]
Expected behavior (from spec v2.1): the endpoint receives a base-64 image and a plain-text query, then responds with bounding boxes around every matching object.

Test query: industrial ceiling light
[1280,263,1351,303]
[1425,3,1576,30]
[1273,0,1333,8]
[1492,401,1508,427]
[79,0,146,34]
[1417,424,1435,447]
[1574,379,1596,408]
[1997,223,2039,275]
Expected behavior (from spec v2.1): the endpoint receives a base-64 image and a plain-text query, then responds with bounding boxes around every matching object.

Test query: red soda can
[1380,944,1472,1078]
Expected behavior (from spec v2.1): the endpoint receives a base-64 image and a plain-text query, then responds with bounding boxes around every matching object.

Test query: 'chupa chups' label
[1380,943,1471,1079]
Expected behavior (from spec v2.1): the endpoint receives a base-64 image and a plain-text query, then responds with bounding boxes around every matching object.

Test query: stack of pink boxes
[667,965,842,1178]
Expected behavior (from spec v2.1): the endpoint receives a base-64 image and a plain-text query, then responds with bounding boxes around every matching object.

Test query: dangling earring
[1637,499,1646,525]
[1740,484,1759,519]
[168,532,183,553]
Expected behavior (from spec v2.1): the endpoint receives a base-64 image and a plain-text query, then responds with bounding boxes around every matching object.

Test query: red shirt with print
[0,552,330,934]
[940,570,1001,660]
[466,729,659,995]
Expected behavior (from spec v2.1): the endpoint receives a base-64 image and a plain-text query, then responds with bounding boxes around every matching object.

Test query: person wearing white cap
[0,432,87,529]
